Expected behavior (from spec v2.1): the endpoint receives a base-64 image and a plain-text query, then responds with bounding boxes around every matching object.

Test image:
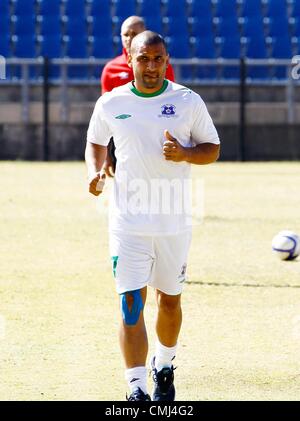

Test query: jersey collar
[130,80,169,98]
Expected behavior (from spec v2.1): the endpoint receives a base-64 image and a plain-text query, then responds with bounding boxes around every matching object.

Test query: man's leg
[155,290,182,348]
[119,286,150,400]
[119,286,148,368]
[150,290,182,401]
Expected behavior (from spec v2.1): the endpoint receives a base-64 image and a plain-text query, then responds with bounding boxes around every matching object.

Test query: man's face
[128,43,169,90]
[121,23,145,52]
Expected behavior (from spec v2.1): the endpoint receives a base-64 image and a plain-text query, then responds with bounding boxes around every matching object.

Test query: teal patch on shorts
[111,256,119,277]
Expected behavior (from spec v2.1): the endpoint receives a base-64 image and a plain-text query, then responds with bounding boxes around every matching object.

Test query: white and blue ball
[272,230,300,261]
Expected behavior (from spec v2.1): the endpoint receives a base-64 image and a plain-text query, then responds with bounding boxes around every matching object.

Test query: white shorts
[109,231,192,296]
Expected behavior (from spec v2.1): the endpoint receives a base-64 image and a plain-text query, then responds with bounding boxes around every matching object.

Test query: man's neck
[130,80,169,97]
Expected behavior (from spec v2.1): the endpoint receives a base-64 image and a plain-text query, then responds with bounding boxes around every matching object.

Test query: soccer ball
[272,230,300,261]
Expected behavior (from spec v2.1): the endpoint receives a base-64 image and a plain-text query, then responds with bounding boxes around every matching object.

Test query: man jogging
[85,31,220,401]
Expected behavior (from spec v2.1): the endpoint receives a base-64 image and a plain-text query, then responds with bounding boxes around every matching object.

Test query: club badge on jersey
[159,104,178,118]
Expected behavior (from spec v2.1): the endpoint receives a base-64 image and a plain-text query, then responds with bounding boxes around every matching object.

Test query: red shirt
[101,49,176,94]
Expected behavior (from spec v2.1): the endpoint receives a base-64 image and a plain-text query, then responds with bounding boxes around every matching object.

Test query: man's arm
[163,130,220,165]
[85,141,107,196]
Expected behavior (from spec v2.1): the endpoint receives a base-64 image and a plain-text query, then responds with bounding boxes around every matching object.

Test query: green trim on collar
[130,79,169,98]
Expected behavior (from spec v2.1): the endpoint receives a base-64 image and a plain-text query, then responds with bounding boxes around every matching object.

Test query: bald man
[101,16,175,177]
[86,32,220,401]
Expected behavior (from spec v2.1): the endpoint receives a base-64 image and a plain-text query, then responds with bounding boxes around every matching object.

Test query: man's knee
[157,291,181,314]
[120,289,144,326]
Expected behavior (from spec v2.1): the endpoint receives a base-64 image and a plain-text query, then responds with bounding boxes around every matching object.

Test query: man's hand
[162,130,187,162]
[88,171,106,196]
[103,158,115,178]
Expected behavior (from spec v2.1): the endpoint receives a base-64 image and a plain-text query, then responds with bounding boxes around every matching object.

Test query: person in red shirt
[101,16,175,176]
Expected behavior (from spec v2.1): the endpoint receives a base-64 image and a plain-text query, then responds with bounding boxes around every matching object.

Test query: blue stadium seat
[142,16,163,34]
[190,17,214,37]
[215,0,237,18]
[15,35,36,57]
[167,36,193,80]
[65,16,87,36]
[216,17,240,37]
[40,15,61,36]
[39,0,60,16]
[40,35,62,79]
[14,34,37,79]
[219,36,241,79]
[245,36,269,79]
[66,36,88,78]
[91,16,113,37]
[0,36,11,58]
[267,16,290,37]
[194,36,217,79]
[91,36,114,58]
[14,0,35,16]
[293,16,300,36]
[167,36,191,58]
[265,0,287,17]
[65,0,85,17]
[0,16,10,37]
[0,0,10,15]
[90,0,111,17]
[271,36,292,78]
[114,0,136,18]
[40,35,62,57]
[292,0,300,17]
[164,0,187,18]
[165,17,189,37]
[189,0,212,18]
[139,0,161,17]
[242,16,264,37]
[91,35,115,79]
[13,15,35,35]
[240,0,262,18]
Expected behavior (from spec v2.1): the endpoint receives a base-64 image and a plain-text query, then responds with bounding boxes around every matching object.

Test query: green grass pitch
[0,161,300,400]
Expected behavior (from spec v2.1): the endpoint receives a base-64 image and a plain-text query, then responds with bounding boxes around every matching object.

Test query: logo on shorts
[178,263,187,283]
[159,104,178,118]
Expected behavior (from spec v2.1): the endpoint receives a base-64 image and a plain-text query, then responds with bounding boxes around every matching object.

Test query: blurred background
[0,0,299,161]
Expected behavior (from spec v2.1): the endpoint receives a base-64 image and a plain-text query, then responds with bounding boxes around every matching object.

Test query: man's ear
[127,54,133,68]
[166,54,170,68]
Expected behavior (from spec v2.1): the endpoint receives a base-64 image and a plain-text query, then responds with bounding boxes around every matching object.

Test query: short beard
[142,76,161,89]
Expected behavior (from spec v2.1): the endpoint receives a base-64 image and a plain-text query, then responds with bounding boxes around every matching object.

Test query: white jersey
[87,80,220,236]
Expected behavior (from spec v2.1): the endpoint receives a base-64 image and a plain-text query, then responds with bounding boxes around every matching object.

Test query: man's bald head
[120,16,146,52]
[121,16,145,34]
[130,31,167,56]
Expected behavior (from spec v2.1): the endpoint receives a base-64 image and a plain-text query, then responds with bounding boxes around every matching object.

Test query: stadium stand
[90,0,111,17]
[13,0,35,16]
[0,0,298,82]
[163,0,187,18]
[215,0,237,18]
[139,0,161,17]
[240,0,262,18]
[39,0,61,16]
[114,0,136,18]
[189,0,212,18]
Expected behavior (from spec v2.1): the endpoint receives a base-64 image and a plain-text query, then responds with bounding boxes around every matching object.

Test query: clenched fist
[88,172,106,196]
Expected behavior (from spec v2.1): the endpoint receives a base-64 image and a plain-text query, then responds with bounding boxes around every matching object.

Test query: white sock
[125,366,148,395]
[155,341,177,371]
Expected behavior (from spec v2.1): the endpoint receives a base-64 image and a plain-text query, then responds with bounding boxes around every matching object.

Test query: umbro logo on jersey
[115,114,132,119]
[159,104,178,118]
